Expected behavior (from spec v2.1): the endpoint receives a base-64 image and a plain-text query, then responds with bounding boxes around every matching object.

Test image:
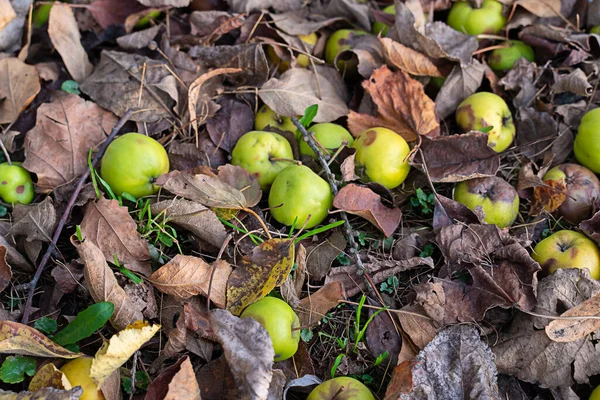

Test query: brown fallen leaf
[28,363,71,392]
[80,199,151,276]
[347,66,439,142]
[338,34,384,79]
[0,321,81,358]
[545,290,600,342]
[149,256,232,308]
[146,356,201,400]
[206,97,255,153]
[396,304,438,350]
[10,197,57,244]
[0,58,40,124]
[86,0,147,29]
[227,239,295,315]
[23,94,117,192]
[0,247,12,293]
[0,387,83,399]
[48,4,93,82]
[379,37,445,77]
[365,298,401,366]
[296,282,346,329]
[72,237,144,330]
[333,184,402,238]
[384,360,416,399]
[517,0,561,18]
[434,60,485,119]
[530,179,567,216]
[0,0,16,32]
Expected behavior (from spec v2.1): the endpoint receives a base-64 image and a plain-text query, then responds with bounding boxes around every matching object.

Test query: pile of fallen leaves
[1,0,600,398]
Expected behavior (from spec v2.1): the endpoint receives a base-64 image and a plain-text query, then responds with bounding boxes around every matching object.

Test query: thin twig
[21,109,134,324]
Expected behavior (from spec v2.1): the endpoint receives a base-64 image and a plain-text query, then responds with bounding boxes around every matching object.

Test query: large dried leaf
[305,230,347,281]
[206,97,254,153]
[149,256,231,308]
[145,356,201,400]
[493,268,600,387]
[9,197,56,244]
[0,387,82,400]
[517,0,562,18]
[348,66,439,142]
[80,199,151,276]
[434,61,485,119]
[23,94,116,192]
[259,68,348,123]
[0,321,81,358]
[73,238,144,330]
[0,58,40,124]
[516,107,559,162]
[296,282,345,329]
[333,184,402,238]
[227,239,295,315]
[379,38,445,77]
[396,304,438,350]
[0,0,16,32]
[28,363,71,392]
[546,291,600,342]
[411,133,500,182]
[396,325,499,399]
[48,4,93,82]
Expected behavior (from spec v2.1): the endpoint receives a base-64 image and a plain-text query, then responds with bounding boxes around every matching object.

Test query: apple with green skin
[542,164,600,224]
[456,92,515,153]
[429,76,447,89]
[352,127,410,189]
[590,385,600,400]
[574,108,600,173]
[240,297,300,362]
[454,176,519,228]
[307,377,375,400]
[231,131,294,191]
[373,5,396,36]
[100,133,169,199]
[269,165,333,228]
[325,29,369,78]
[266,33,318,73]
[0,162,34,205]
[299,123,354,159]
[61,358,104,400]
[591,26,600,34]
[488,40,535,72]
[531,230,600,280]
[134,10,163,30]
[254,104,296,134]
[447,0,506,35]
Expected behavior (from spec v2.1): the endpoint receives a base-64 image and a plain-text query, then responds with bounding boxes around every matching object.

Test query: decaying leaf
[517,0,562,18]
[546,290,600,342]
[333,184,402,238]
[0,58,40,124]
[145,356,201,400]
[0,247,12,293]
[0,0,16,32]
[0,321,81,358]
[90,322,161,387]
[28,363,71,392]
[530,179,567,216]
[434,61,485,119]
[305,230,347,281]
[149,256,232,308]
[206,97,255,153]
[296,282,346,329]
[379,37,445,77]
[0,387,83,400]
[227,239,295,315]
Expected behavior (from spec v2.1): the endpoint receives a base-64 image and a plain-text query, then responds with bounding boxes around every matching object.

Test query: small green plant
[379,276,399,295]
[61,80,81,95]
[34,317,57,334]
[300,329,314,342]
[0,356,36,384]
[330,353,346,378]
[52,302,114,346]
[373,351,389,367]
[410,188,435,215]
[419,243,435,258]
[113,255,143,284]
[122,370,150,394]
[352,295,388,353]
[137,199,181,253]
[336,253,351,266]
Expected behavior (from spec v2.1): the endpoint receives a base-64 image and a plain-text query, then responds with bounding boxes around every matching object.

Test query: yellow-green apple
[454,176,519,228]
[352,127,410,189]
[447,0,506,35]
[373,5,396,36]
[101,133,169,199]
[61,358,104,400]
[574,108,600,173]
[240,297,300,362]
[299,123,354,159]
[134,10,162,29]
[429,76,447,89]
[488,40,535,71]
[324,29,369,77]
[542,163,600,224]
[266,33,318,72]
[455,92,515,153]
[591,26,600,34]
[231,131,294,191]
[268,165,333,228]
[531,230,600,280]
[590,385,600,400]
[307,377,375,400]
[254,104,296,134]
[0,162,34,205]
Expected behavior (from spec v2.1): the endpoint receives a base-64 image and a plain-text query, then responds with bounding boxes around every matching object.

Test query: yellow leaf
[90,322,160,386]
[0,321,81,358]
[28,363,72,392]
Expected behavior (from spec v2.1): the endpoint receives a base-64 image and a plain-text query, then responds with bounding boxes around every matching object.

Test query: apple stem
[269,157,302,165]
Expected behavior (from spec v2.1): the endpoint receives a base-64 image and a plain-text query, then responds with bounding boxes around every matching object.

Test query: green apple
[240,297,300,362]
[352,127,410,189]
[100,133,169,199]
[454,176,519,228]
[324,29,369,77]
[590,385,600,400]
[307,377,375,400]
[266,33,318,72]
[134,10,163,30]
[254,104,296,134]
[373,5,396,36]
[231,131,294,191]
[299,123,354,159]
[574,108,600,173]
[430,76,447,89]
[542,163,600,224]
[0,162,34,205]
[447,0,506,35]
[591,26,600,34]
[455,92,515,153]
[531,230,600,280]
[488,40,535,71]
[268,165,333,229]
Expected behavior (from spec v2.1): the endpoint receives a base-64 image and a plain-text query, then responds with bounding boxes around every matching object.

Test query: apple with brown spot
[542,163,600,224]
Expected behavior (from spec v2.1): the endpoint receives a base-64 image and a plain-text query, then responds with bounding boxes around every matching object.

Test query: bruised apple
[0,162,35,205]
[299,123,354,159]
[307,377,375,400]
[61,358,104,400]
[532,230,600,280]
[454,176,519,228]
[542,163,600,224]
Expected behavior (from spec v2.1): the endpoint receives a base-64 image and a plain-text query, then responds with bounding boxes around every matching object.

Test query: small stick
[21,109,134,324]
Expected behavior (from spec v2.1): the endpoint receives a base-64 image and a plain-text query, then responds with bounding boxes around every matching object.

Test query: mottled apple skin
[532,230,600,280]
[542,163,600,224]
[454,176,519,228]
[254,104,296,134]
[307,377,375,400]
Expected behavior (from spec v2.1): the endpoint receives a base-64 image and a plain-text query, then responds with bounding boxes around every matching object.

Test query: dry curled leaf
[379,37,445,77]
[434,60,485,119]
[0,321,81,358]
[545,290,600,342]
[333,184,402,238]
[296,282,345,329]
[145,356,201,400]
[28,364,71,392]
[0,58,40,124]
[80,199,151,276]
